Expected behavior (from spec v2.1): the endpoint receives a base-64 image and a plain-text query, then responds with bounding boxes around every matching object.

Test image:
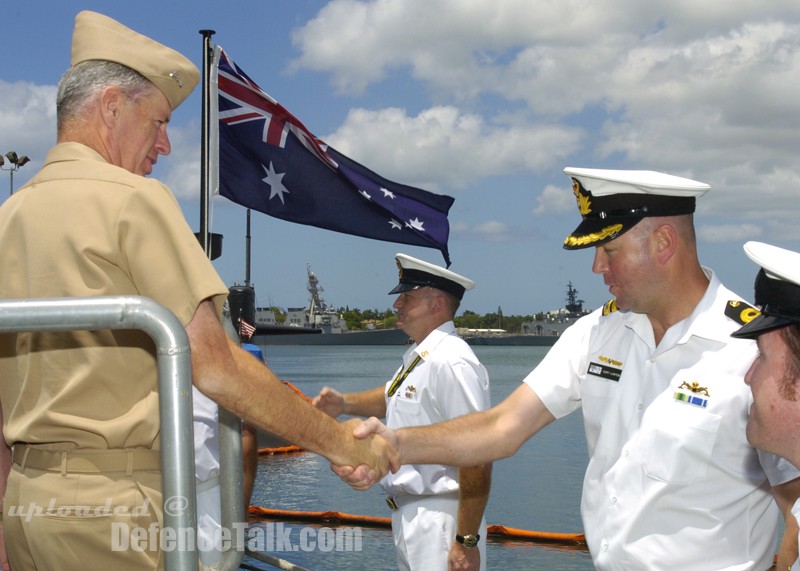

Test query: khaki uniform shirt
[0,143,228,451]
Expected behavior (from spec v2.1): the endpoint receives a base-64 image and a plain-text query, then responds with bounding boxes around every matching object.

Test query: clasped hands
[337,417,398,490]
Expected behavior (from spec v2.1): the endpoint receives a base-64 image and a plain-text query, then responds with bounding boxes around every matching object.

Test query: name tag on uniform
[587,362,622,382]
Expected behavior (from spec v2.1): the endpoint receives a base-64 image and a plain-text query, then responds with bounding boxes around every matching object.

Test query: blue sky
[3,1,800,316]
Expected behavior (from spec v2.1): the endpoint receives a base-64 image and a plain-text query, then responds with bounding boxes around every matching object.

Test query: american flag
[215,47,454,266]
[239,318,256,340]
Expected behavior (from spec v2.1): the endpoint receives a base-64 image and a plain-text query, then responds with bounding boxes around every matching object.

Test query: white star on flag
[381,188,396,199]
[262,161,289,204]
[406,218,425,232]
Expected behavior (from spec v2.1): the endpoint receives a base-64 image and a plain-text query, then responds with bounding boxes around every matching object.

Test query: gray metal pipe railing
[0,296,198,571]
[216,308,246,571]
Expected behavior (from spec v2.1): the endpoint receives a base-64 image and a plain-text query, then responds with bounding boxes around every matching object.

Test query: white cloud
[534,183,575,215]
[698,223,762,243]
[474,220,513,242]
[0,81,57,182]
[326,106,582,188]
[6,0,800,262]
[292,0,800,248]
[451,218,546,242]
[157,120,201,201]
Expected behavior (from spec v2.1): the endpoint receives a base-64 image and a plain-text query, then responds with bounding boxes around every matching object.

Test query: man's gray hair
[56,60,155,129]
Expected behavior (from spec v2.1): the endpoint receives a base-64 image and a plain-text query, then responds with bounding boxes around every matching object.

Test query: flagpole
[199,29,215,257]
[245,209,252,287]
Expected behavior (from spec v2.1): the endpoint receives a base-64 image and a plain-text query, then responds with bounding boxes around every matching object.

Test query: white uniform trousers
[196,477,222,570]
[389,492,487,571]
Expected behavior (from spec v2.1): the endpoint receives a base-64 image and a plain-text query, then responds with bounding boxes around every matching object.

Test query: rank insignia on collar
[602,299,618,316]
[725,299,760,326]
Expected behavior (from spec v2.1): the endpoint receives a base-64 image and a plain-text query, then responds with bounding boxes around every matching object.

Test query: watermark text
[112,522,363,553]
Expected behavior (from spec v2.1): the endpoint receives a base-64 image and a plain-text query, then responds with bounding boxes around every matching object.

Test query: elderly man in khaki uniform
[0,11,397,571]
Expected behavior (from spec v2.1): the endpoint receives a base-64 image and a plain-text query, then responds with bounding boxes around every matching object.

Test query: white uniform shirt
[525,269,799,570]
[380,321,490,496]
[193,388,220,484]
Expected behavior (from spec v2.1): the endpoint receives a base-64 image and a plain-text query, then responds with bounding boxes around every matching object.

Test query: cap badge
[169,71,184,89]
[572,178,592,216]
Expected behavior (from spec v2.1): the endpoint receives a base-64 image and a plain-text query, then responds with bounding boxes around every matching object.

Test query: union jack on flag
[215,47,455,266]
[217,50,337,170]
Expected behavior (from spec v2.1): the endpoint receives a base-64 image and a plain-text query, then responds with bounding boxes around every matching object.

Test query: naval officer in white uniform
[313,254,491,571]
[340,169,800,570]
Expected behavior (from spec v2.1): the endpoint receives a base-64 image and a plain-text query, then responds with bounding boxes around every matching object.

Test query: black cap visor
[731,269,800,339]
[388,268,466,300]
[730,312,796,339]
[388,282,421,295]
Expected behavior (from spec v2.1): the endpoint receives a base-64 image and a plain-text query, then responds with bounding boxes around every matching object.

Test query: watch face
[458,534,479,548]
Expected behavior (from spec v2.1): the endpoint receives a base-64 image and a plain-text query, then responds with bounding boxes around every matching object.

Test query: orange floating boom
[249,506,586,546]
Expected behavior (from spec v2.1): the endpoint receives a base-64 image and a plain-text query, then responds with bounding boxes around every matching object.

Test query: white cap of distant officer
[388,253,474,300]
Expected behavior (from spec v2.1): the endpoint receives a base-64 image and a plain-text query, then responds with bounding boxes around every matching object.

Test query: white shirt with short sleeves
[524,268,799,570]
[379,321,490,496]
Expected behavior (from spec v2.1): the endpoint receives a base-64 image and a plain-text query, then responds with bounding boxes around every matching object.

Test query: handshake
[334,417,400,490]
[312,385,404,490]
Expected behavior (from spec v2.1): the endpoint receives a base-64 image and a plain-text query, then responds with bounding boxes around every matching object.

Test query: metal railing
[0,296,244,571]
[218,307,246,570]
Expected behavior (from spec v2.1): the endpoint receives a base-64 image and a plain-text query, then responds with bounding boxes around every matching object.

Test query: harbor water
[241,344,593,570]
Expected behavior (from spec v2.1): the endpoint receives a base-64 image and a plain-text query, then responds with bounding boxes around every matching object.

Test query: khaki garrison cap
[562,167,710,250]
[388,253,474,301]
[71,11,199,110]
[731,242,800,339]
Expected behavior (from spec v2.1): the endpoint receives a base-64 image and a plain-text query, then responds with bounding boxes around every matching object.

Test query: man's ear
[653,222,678,264]
[98,86,125,128]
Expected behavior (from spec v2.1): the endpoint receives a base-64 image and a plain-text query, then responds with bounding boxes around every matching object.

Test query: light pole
[0,151,31,196]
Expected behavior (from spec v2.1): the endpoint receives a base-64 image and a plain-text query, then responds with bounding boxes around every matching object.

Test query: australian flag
[215,48,454,266]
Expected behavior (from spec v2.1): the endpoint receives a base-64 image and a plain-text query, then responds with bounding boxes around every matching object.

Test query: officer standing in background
[314,254,491,571]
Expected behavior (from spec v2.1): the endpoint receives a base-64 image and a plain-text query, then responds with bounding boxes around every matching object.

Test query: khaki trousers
[4,454,163,570]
